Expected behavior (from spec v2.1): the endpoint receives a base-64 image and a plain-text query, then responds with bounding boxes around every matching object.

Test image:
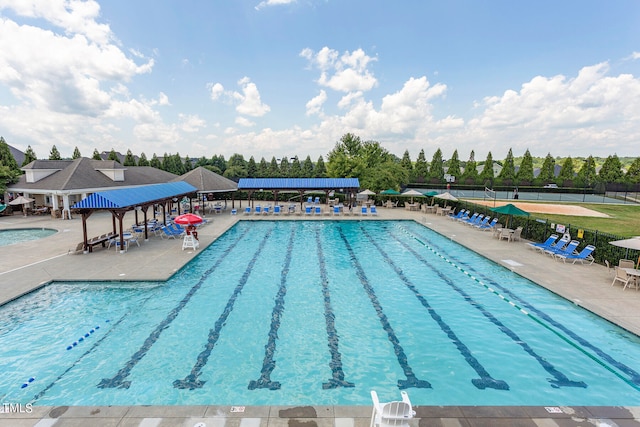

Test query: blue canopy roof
[238,178,359,190]
[72,182,197,209]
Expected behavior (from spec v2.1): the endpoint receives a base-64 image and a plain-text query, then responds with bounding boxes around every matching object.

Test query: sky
[1,0,640,164]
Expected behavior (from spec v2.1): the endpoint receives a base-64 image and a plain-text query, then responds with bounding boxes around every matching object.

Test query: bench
[86,234,115,252]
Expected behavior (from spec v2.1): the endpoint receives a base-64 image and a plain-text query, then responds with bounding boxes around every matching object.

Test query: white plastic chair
[370,390,415,427]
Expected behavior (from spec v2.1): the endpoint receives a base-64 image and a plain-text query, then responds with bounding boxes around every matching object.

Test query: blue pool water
[0,228,57,246]
[1,220,640,407]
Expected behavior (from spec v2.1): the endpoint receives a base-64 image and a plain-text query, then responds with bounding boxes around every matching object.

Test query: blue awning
[238,178,359,190]
[72,182,197,209]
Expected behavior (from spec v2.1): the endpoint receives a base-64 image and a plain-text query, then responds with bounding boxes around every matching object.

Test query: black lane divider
[32,313,129,403]
[361,227,508,390]
[336,226,431,389]
[173,228,273,390]
[393,229,587,389]
[98,227,251,389]
[414,229,640,388]
[315,228,354,389]
[248,228,295,390]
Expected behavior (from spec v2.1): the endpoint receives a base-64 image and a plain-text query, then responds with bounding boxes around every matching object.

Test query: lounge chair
[473,216,491,229]
[545,240,580,258]
[370,390,415,427]
[243,207,251,215]
[556,244,596,264]
[314,197,320,204]
[254,206,262,215]
[539,234,571,254]
[466,214,484,227]
[314,206,322,215]
[333,206,341,216]
[262,205,271,215]
[370,206,378,216]
[361,206,368,216]
[304,206,312,216]
[448,209,467,221]
[273,205,281,215]
[527,234,559,251]
[459,212,478,224]
[611,266,637,290]
[478,217,498,231]
[160,225,179,239]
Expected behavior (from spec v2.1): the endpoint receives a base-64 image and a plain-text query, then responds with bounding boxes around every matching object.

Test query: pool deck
[1,206,639,426]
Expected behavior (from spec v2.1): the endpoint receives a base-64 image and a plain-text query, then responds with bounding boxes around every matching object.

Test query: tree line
[1,134,639,195]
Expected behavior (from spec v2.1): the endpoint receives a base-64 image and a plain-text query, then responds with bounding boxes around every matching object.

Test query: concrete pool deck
[1,206,639,426]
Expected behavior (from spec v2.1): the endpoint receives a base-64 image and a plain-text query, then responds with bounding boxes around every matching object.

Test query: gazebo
[172,167,238,214]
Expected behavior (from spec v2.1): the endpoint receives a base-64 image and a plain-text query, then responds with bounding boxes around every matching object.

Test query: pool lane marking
[337,225,431,389]
[360,226,508,390]
[98,227,252,390]
[248,228,295,390]
[315,227,354,389]
[30,314,128,404]
[395,224,640,391]
[172,228,274,390]
[405,224,640,390]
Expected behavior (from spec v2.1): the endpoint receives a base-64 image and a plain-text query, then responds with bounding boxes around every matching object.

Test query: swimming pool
[1,220,639,407]
[0,228,57,247]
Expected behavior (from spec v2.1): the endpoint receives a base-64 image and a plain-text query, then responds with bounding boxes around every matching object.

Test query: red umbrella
[174,213,203,225]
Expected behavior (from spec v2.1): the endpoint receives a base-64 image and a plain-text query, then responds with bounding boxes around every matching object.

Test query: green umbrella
[380,189,401,195]
[490,203,529,228]
[423,190,439,197]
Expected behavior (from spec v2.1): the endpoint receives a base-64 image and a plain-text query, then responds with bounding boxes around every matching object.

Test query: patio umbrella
[423,190,439,197]
[174,213,204,225]
[433,191,458,207]
[490,203,529,228]
[609,236,640,269]
[8,195,35,206]
[358,189,376,196]
[401,189,424,204]
[380,189,401,195]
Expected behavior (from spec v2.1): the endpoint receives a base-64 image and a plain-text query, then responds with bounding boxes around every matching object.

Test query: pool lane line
[30,314,128,404]
[406,224,640,390]
[174,227,274,390]
[412,227,640,389]
[248,228,295,390]
[315,227,355,389]
[360,226,508,390]
[392,228,585,390]
[98,227,252,390]
[396,224,640,391]
[337,226,431,390]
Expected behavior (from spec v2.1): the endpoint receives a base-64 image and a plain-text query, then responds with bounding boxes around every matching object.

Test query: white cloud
[255,0,295,11]
[305,90,327,116]
[235,116,255,127]
[301,47,378,93]
[208,77,270,117]
[179,114,206,133]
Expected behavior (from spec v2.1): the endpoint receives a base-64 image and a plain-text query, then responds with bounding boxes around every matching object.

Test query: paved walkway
[1,206,639,426]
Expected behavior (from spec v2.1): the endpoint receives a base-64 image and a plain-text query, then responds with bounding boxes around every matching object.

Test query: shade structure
[401,189,424,204]
[358,189,376,196]
[8,195,35,205]
[609,237,640,268]
[423,190,439,197]
[380,189,401,195]
[174,213,204,225]
[434,192,458,201]
[490,203,530,228]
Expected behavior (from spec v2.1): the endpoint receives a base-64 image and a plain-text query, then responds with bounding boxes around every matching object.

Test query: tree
[195,156,209,168]
[92,149,102,160]
[315,156,326,177]
[460,150,477,184]
[183,155,193,172]
[268,156,280,177]
[516,149,534,184]
[446,150,461,182]
[326,133,367,179]
[289,156,302,177]
[428,148,445,183]
[72,146,81,159]
[279,157,290,177]
[626,157,640,184]
[247,156,257,178]
[107,148,119,163]
[22,145,37,166]
[123,149,137,166]
[257,157,269,177]
[479,152,494,186]
[49,145,62,160]
[598,154,624,183]
[400,150,413,178]
[557,157,575,184]
[576,156,596,187]
[413,149,428,183]
[150,153,161,169]
[211,155,227,173]
[301,155,314,177]
[538,153,556,184]
[0,137,20,174]
[497,148,516,184]
[138,152,149,166]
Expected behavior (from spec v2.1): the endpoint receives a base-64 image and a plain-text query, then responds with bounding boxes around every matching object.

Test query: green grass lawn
[527,204,640,237]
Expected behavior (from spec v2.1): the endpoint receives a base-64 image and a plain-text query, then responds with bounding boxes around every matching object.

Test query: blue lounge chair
[473,216,491,229]
[448,209,467,221]
[333,206,341,216]
[466,214,484,227]
[314,197,320,204]
[314,206,322,215]
[556,245,596,264]
[262,205,271,215]
[273,205,281,215]
[361,206,368,216]
[244,207,251,215]
[160,225,180,239]
[540,235,571,254]
[254,206,262,215]
[545,240,580,258]
[459,212,478,224]
[307,196,313,204]
[305,206,312,215]
[478,217,498,231]
[370,206,378,216]
[527,234,558,252]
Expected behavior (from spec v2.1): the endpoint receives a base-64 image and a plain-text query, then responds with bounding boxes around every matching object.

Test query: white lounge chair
[370,390,415,427]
